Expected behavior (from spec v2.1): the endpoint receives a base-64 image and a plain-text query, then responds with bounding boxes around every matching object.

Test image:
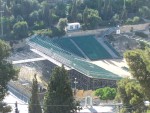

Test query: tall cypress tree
[71,0,77,22]
[44,66,79,113]
[29,75,42,113]
[83,6,88,26]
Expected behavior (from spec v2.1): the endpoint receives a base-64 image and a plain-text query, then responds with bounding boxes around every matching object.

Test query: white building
[65,22,81,31]
[77,106,114,113]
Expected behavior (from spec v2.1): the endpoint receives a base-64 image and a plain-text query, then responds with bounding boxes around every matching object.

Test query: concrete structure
[66,22,81,31]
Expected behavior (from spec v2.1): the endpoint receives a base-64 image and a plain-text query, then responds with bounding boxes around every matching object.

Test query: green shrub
[126,18,133,24]
[126,16,140,24]
[43,29,53,37]
[132,16,140,24]
[34,27,65,38]
[52,27,65,37]
[33,21,45,30]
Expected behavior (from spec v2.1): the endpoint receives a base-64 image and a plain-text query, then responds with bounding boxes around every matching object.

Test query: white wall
[66,23,81,31]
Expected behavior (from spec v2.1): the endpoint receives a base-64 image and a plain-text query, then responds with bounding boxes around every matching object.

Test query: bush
[135,31,148,38]
[126,16,140,25]
[33,21,45,30]
[35,29,53,37]
[95,87,116,101]
[132,16,140,24]
[139,41,150,50]
[126,18,133,24]
[13,21,28,39]
[34,27,66,38]
[52,27,65,37]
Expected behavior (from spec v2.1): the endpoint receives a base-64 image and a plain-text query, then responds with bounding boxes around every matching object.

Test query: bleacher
[51,38,85,58]
[72,58,120,80]
[104,41,120,57]
[71,35,112,60]
[28,35,121,80]
[31,35,120,60]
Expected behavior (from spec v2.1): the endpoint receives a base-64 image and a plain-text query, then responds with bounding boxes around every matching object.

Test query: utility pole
[15,101,19,113]
[74,78,78,97]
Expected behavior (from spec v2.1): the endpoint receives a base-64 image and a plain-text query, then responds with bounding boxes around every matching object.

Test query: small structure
[65,22,81,31]
[77,106,114,113]
[85,96,93,107]
[116,25,120,34]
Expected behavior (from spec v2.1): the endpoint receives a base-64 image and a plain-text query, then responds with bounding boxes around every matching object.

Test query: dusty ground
[18,66,48,87]
[120,23,149,33]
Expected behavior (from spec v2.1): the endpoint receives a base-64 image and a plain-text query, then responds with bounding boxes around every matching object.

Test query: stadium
[26,27,130,90]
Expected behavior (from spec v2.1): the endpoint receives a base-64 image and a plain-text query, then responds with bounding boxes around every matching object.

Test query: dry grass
[120,23,149,33]
[18,66,48,87]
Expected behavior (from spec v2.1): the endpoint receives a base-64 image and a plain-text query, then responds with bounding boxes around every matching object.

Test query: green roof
[28,35,122,80]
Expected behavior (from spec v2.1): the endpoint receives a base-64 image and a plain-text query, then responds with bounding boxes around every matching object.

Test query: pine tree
[29,75,42,113]
[44,66,79,113]
[116,78,146,113]
[124,47,150,101]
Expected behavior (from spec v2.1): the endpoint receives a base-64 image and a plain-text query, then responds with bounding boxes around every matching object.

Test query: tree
[95,87,116,102]
[139,41,150,50]
[124,48,150,101]
[83,8,101,29]
[70,0,77,22]
[101,0,113,20]
[83,6,88,26]
[0,102,12,113]
[0,39,18,112]
[139,6,150,19]
[29,11,39,26]
[29,74,42,113]
[132,16,140,24]
[116,78,146,113]
[111,14,120,25]
[13,21,28,39]
[57,18,68,31]
[55,2,66,18]
[44,66,79,113]
[87,9,101,28]
[41,2,53,27]
[76,13,82,22]
[120,8,128,22]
